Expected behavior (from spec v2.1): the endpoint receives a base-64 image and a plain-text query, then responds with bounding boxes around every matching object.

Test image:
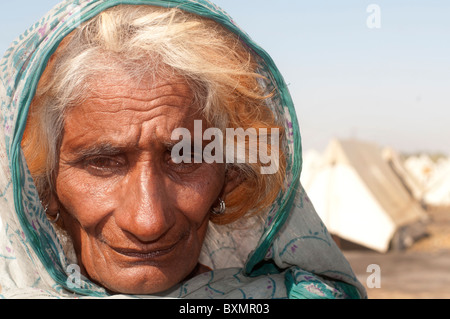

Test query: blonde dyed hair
[22,5,286,225]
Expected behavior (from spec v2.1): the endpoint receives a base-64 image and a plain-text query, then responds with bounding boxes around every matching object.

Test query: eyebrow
[64,136,204,165]
[68,142,128,162]
[67,139,179,160]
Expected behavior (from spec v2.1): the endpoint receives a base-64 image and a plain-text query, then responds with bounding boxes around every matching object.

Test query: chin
[108,282,175,295]
[99,274,180,295]
[87,263,195,295]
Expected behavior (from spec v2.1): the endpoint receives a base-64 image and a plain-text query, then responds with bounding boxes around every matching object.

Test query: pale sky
[1,0,449,155]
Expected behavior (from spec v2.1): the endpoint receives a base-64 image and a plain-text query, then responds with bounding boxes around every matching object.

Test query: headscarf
[0,0,366,299]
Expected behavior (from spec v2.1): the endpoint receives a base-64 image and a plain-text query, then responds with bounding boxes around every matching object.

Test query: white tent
[404,155,450,207]
[382,147,427,205]
[423,157,450,206]
[404,154,435,187]
[303,139,428,253]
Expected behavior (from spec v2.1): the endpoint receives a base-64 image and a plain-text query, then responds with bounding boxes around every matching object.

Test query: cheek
[55,168,118,226]
[173,165,225,223]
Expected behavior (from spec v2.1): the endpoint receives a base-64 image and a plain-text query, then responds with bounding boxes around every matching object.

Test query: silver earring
[211,198,226,215]
[49,211,60,224]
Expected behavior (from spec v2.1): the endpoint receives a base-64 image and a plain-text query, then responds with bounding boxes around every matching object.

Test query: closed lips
[110,243,179,259]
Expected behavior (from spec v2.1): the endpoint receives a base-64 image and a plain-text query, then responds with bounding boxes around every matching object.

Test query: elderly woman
[0,0,365,298]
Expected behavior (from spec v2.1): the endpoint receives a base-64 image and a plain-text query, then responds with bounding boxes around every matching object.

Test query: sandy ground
[342,206,450,299]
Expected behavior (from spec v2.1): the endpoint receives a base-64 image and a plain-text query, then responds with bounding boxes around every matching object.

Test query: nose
[115,163,176,243]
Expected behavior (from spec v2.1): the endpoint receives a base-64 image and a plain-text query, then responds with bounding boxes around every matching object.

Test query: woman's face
[53,71,226,294]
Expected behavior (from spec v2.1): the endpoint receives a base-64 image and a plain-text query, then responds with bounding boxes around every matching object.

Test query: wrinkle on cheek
[190,164,225,194]
[171,165,225,226]
[56,167,119,223]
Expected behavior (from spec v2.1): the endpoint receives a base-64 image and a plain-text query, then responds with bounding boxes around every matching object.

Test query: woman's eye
[166,148,201,173]
[84,156,126,176]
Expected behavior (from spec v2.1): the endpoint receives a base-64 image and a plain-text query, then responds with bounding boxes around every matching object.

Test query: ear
[46,191,60,217]
[222,165,244,197]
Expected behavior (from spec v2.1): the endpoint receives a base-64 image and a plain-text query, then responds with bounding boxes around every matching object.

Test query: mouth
[109,239,182,261]
[111,246,176,259]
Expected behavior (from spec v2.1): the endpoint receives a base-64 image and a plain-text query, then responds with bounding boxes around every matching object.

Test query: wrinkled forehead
[84,69,195,104]
[63,69,202,133]
[61,82,203,156]
[59,56,206,126]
